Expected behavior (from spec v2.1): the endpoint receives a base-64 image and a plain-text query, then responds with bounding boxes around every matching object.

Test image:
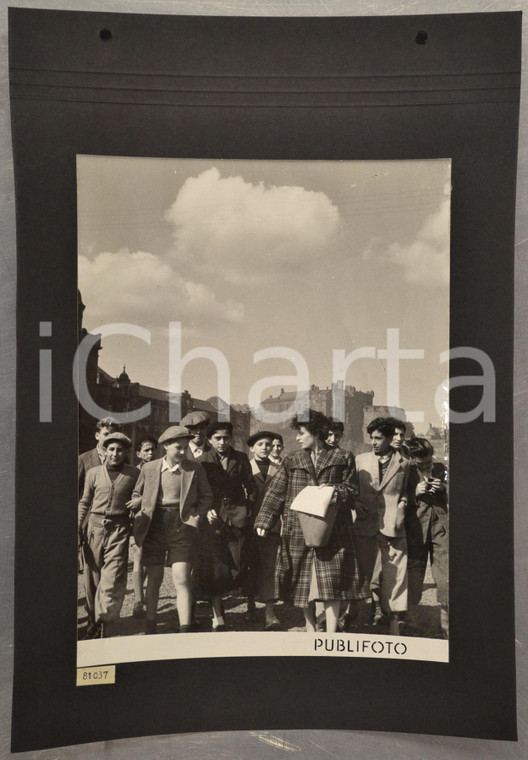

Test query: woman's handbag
[291,486,337,547]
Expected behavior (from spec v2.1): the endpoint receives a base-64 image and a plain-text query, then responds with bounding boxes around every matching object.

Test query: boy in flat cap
[247,430,281,630]
[78,432,139,638]
[130,426,213,634]
[180,411,212,461]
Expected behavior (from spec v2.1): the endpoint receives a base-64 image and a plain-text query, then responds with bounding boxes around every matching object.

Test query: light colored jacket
[132,458,213,546]
[354,451,410,538]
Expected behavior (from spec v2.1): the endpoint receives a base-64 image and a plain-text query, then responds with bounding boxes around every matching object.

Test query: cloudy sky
[78,156,450,429]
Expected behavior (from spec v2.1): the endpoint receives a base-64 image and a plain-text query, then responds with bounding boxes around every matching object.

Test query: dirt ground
[77,557,445,639]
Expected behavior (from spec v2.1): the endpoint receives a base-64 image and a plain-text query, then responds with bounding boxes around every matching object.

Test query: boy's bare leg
[171,561,193,628]
[145,564,164,630]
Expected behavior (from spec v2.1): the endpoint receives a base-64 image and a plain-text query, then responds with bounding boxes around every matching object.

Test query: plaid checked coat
[254,445,367,606]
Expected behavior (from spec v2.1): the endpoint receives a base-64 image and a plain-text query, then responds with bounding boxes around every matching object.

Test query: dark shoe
[212,623,226,632]
[389,613,402,636]
[101,621,119,638]
[340,613,356,632]
[145,619,158,635]
[133,601,146,619]
[84,624,100,640]
[264,614,281,631]
[245,599,257,622]
[315,612,326,632]
[179,625,193,633]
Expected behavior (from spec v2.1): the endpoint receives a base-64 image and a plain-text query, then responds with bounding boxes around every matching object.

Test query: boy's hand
[126,497,142,513]
[207,509,219,524]
[256,528,268,538]
[416,481,429,496]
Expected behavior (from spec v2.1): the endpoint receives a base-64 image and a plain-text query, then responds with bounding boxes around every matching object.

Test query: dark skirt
[192,516,255,598]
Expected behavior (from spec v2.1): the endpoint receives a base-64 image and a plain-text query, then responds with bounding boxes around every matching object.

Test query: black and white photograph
[76,156,450,667]
[6,5,522,751]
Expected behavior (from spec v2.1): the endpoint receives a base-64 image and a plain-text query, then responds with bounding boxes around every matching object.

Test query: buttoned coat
[250,458,280,532]
[132,458,213,547]
[353,451,411,538]
[192,447,258,597]
[254,445,365,606]
[198,447,258,513]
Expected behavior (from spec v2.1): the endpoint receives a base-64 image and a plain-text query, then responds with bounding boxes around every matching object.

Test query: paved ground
[77,559,445,639]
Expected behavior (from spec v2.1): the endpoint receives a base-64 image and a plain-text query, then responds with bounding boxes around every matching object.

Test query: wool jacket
[78,463,139,528]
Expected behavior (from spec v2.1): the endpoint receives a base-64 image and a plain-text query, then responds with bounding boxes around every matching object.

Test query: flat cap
[247,430,276,447]
[101,432,131,449]
[180,411,210,427]
[159,425,192,445]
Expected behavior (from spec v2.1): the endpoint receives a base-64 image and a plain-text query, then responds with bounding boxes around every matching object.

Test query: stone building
[425,423,449,461]
[252,382,376,456]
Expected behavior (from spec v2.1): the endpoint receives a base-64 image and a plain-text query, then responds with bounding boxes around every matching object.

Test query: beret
[101,432,131,449]
[247,430,276,447]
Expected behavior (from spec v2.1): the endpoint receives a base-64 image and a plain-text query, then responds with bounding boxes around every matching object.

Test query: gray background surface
[1,0,526,757]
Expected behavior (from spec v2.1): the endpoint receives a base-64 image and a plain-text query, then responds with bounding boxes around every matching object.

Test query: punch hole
[99,28,112,41]
[415,30,428,45]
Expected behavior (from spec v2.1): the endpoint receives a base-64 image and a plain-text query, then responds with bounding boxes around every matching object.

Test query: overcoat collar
[289,445,343,481]
[204,446,237,473]
[250,458,278,483]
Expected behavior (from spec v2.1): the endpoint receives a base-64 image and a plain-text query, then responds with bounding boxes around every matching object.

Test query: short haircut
[367,416,396,438]
[271,433,284,445]
[96,417,120,431]
[207,420,234,438]
[386,416,406,433]
[291,409,330,442]
[327,417,345,434]
[407,437,434,458]
[137,435,157,450]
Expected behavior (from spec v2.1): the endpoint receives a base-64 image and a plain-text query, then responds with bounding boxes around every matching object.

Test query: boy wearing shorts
[131,426,212,634]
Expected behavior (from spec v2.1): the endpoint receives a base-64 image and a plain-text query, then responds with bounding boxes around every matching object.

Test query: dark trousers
[407,511,448,608]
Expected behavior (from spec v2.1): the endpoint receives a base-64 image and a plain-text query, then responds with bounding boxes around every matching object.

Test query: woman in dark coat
[254,410,366,633]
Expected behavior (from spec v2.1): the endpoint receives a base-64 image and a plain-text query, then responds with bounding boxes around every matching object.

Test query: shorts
[142,507,196,566]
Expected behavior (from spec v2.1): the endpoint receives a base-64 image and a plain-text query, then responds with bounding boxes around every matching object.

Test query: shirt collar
[162,458,182,473]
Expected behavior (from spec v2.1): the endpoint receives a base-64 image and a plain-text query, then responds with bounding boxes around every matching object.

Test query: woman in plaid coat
[254,410,366,633]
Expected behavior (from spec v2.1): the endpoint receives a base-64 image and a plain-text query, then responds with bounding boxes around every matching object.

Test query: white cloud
[363,201,450,285]
[164,167,340,284]
[78,249,244,330]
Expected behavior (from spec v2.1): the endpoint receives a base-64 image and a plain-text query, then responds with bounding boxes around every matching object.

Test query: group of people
[78,409,448,640]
